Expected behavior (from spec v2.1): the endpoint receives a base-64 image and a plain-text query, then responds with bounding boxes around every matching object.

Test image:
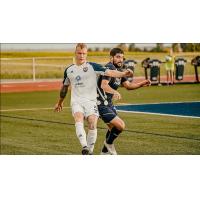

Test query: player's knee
[88,123,96,130]
[121,121,126,131]
[116,121,125,132]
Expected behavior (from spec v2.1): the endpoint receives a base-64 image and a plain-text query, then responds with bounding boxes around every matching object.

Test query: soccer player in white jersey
[54,43,133,155]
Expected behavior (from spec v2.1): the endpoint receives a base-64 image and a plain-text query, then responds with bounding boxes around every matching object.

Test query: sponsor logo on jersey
[75,75,84,87]
[75,75,81,81]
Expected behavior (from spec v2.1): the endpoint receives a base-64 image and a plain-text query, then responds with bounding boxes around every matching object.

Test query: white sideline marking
[0,107,71,112]
[117,110,200,119]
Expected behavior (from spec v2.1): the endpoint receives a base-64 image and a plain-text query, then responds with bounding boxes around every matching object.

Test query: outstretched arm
[105,69,133,78]
[122,79,151,90]
[54,85,69,112]
[101,80,121,100]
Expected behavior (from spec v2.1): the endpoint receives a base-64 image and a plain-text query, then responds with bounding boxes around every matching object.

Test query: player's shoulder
[87,62,107,71]
[64,64,75,73]
[87,62,102,68]
[105,62,115,70]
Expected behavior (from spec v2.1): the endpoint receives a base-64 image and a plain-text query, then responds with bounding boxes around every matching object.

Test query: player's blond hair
[75,43,87,51]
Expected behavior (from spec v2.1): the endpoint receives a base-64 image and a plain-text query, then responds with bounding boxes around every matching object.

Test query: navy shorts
[98,104,117,123]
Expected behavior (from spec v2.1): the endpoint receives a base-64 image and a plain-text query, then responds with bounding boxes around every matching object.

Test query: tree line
[88,43,200,52]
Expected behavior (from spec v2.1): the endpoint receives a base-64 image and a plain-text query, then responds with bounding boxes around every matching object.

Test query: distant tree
[187,44,196,52]
[128,43,136,52]
[150,43,165,52]
[172,43,180,52]
[134,47,142,52]
[180,43,200,52]
[156,43,164,52]
[116,43,128,51]
[195,44,200,51]
[143,47,148,52]
[94,47,100,52]
[103,48,110,52]
[88,48,93,52]
[180,43,187,52]
[150,47,156,52]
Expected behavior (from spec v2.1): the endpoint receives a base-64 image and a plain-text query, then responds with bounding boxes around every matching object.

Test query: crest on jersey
[115,78,121,85]
[83,67,88,72]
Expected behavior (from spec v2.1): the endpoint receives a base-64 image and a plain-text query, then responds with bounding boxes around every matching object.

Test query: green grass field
[1,84,200,155]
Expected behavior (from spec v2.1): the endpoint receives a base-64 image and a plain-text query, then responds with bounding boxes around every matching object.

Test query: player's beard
[113,61,123,69]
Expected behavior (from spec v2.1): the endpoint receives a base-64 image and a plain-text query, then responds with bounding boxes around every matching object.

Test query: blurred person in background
[141,57,151,80]
[165,48,175,85]
[191,55,200,82]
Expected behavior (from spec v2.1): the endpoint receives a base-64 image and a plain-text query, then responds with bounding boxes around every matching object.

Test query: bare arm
[105,69,133,78]
[54,85,69,112]
[101,80,121,100]
[122,79,151,90]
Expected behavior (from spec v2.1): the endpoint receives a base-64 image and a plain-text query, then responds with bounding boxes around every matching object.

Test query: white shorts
[71,101,99,118]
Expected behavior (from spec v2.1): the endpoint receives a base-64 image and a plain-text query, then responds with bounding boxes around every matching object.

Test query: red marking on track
[0,75,199,93]
[0,81,62,93]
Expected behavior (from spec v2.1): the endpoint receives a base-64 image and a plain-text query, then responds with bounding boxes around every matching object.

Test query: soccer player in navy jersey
[97,48,151,155]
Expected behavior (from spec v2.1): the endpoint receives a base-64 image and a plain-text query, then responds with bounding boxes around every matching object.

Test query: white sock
[75,122,87,148]
[87,129,97,153]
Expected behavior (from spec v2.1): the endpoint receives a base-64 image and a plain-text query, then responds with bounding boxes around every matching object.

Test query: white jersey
[63,62,107,105]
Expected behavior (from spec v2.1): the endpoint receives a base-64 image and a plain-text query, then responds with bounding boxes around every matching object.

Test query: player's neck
[76,61,86,66]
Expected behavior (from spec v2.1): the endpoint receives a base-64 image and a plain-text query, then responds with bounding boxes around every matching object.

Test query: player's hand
[113,91,121,101]
[124,69,134,77]
[54,102,63,112]
[142,80,151,87]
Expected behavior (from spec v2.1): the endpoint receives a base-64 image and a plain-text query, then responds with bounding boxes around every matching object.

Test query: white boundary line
[116,101,200,106]
[0,107,71,112]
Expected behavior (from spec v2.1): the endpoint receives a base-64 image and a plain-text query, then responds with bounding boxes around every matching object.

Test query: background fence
[0,55,199,82]
[1,57,74,81]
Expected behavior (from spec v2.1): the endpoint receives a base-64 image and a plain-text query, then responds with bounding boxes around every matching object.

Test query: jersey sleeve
[89,62,107,75]
[102,75,111,81]
[121,76,128,83]
[101,63,115,81]
[62,67,70,86]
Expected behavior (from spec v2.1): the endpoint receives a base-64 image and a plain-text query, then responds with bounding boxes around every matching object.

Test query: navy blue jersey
[97,62,128,106]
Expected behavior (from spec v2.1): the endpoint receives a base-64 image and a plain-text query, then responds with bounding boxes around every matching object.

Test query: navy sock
[102,130,110,153]
[106,130,110,139]
[106,127,122,144]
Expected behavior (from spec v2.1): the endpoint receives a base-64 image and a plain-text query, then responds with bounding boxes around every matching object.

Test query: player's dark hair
[110,48,124,57]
